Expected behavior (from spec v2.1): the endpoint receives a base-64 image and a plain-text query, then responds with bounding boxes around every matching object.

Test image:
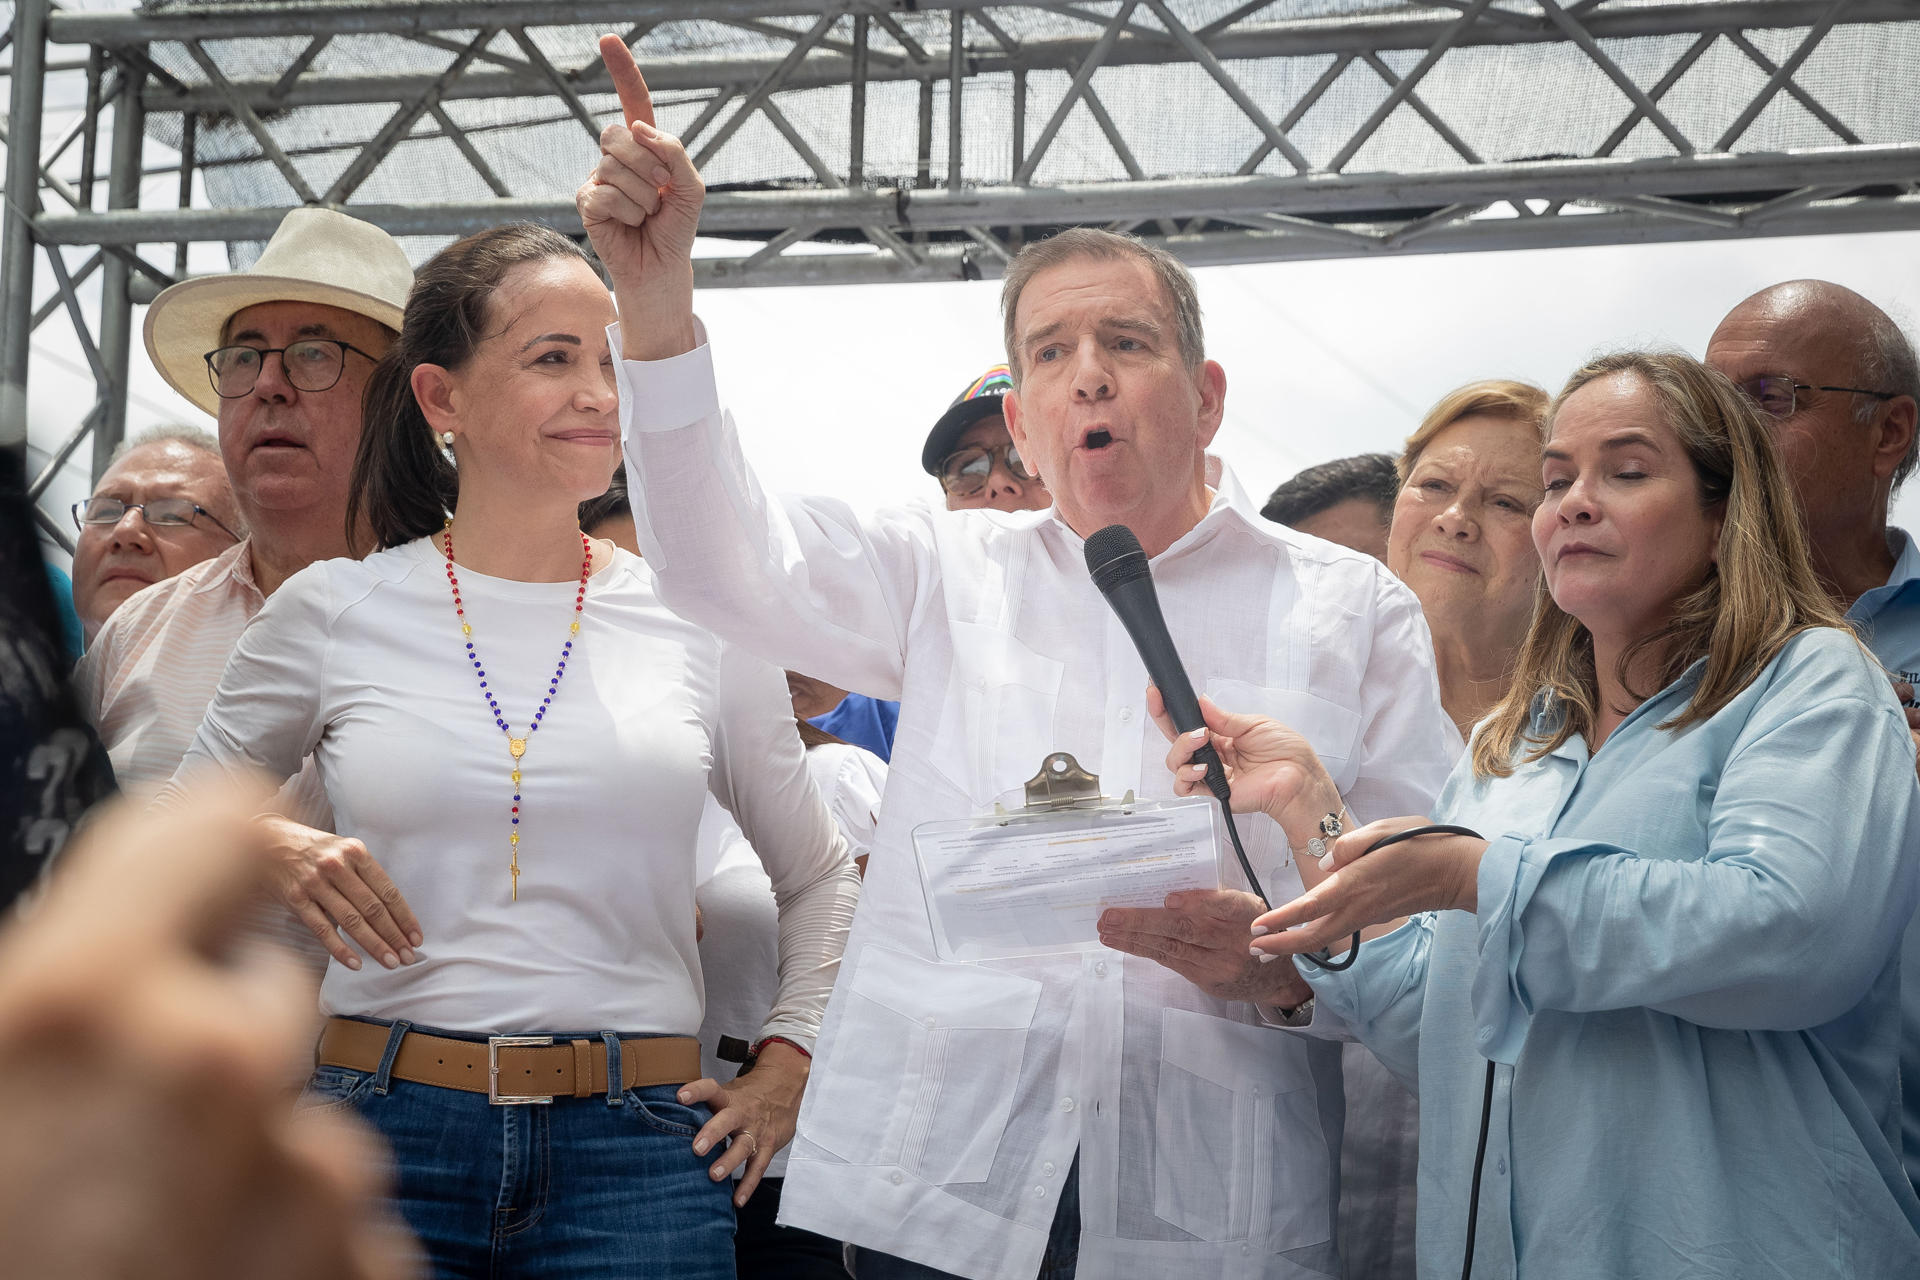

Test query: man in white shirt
[74,207,423,973]
[582,40,1456,1279]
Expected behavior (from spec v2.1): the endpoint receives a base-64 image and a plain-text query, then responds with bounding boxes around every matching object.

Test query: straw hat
[143,207,414,417]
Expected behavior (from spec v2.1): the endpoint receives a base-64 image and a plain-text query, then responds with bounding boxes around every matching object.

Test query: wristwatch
[1305,810,1343,861]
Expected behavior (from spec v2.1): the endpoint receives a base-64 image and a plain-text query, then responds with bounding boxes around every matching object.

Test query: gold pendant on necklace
[443,524,590,906]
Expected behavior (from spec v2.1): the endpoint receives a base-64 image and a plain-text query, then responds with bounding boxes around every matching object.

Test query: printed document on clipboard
[912,752,1221,963]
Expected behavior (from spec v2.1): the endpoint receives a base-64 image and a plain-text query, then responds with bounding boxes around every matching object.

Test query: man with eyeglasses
[923,364,1052,514]
[69,425,241,645]
[74,207,419,976]
[1705,278,1920,1195]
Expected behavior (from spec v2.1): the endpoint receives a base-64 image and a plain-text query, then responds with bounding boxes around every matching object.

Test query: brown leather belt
[318,1017,701,1105]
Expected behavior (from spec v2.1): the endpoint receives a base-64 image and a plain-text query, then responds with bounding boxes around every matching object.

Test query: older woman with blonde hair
[1388,379,1551,738]
[1163,351,1920,1276]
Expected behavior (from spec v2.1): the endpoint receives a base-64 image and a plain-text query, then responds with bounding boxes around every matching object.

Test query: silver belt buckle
[488,1035,555,1105]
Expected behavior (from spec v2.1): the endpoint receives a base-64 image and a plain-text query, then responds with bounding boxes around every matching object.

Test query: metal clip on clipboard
[989,752,1134,825]
[912,752,1221,963]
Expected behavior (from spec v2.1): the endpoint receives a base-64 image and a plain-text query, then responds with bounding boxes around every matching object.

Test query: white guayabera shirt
[615,326,1460,1280]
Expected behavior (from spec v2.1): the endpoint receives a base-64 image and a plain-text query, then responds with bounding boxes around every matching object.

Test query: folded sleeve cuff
[609,318,719,434]
[1299,917,1422,1025]
[1471,831,1557,1064]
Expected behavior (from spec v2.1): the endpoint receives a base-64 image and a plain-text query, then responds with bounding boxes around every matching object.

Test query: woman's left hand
[1249,816,1488,958]
[679,1041,809,1205]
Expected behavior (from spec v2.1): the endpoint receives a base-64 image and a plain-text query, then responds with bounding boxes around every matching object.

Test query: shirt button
[1241,1243,1251,1256]
[1119,706,1134,723]
[1059,1097,1075,1113]
[1094,961,1109,978]
[1042,1161,1057,1177]
[1033,1185,1048,1198]
[923,1017,937,1028]
[1497,1158,1507,1176]
[1251,1087,1262,1099]
[890,1171,905,1185]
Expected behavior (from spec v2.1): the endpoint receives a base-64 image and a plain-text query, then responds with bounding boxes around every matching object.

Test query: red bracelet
[750,1035,812,1061]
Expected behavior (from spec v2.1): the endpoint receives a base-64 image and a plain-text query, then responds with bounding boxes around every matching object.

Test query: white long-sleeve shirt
[696,741,889,1179]
[615,331,1461,1280]
[163,539,858,1041]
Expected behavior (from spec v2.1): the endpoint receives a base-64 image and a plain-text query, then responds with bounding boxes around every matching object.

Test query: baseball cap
[921,364,1015,476]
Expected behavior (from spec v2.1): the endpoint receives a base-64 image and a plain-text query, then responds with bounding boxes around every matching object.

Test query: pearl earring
[440,431,455,447]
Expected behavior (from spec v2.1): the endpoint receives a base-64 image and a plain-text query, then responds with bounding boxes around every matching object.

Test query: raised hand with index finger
[579,33,702,361]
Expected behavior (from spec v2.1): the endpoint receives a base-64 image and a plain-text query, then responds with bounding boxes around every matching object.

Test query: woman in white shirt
[165,223,858,1280]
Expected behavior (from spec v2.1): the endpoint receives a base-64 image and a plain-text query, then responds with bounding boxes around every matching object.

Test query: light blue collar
[1847,527,1920,622]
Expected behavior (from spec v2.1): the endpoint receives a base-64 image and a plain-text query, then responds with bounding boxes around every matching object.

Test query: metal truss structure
[6,0,1920,548]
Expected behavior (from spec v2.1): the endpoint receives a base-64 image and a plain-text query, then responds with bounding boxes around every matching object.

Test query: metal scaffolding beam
[692,193,1920,287]
[0,0,50,462]
[33,144,1920,245]
[49,0,1912,50]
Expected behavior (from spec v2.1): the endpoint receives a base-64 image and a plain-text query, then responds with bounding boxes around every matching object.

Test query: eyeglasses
[203,339,377,399]
[72,496,241,542]
[1735,374,1897,421]
[939,442,1037,496]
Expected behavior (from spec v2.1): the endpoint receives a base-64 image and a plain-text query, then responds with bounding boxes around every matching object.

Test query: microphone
[1083,524,1230,806]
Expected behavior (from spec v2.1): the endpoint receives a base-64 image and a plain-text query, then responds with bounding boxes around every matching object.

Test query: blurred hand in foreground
[0,785,420,1280]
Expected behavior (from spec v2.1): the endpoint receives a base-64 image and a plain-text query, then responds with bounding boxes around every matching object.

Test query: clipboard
[911,752,1221,963]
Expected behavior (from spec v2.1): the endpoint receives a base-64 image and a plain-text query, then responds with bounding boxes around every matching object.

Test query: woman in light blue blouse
[1166,352,1920,1277]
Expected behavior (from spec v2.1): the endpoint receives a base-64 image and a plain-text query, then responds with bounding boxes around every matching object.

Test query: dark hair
[349,223,594,551]
[1261,453,1398,527]
[577,464,631,536]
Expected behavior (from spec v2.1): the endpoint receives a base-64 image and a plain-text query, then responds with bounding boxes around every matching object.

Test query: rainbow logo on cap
[957,364,1013,403]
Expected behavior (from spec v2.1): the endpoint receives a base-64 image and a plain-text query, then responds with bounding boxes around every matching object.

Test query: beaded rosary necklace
[441,520,591,901]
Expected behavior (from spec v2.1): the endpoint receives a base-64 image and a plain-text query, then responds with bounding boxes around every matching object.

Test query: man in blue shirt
[1707,279,1920,1190]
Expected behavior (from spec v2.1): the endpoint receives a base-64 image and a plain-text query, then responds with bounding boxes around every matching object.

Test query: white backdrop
[30,226,1920,560]
[697,227,1920,534]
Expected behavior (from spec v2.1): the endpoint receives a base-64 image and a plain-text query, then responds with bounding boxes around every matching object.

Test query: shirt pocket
[1153,1007,1330,1246]
[933,623,1066,807]
[799,947,1043,1186]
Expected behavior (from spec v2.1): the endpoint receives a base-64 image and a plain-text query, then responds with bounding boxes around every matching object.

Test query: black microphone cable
[1190,763,1356,970]
[1224,800,1492,1280]
[1083,523,1493,1275]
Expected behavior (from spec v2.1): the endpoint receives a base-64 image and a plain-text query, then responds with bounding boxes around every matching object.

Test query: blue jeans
[301,1021,734,1279]
[850,1156,1080,1280]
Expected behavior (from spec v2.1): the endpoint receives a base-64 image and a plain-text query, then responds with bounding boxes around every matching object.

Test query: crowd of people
[3,33,1920,1280]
